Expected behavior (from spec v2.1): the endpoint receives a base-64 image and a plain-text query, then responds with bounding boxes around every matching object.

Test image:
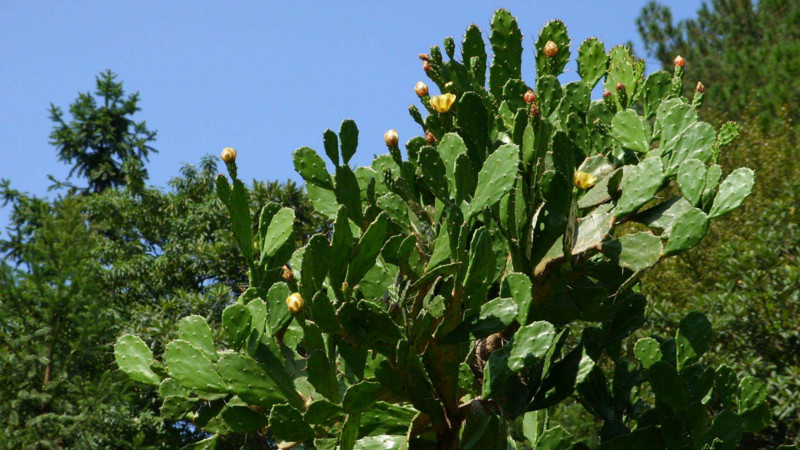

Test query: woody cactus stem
[115,9,760,450]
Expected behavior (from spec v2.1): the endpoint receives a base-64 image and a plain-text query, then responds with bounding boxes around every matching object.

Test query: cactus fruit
[115,10,759,448]
[414,81,429,97]
[422,60,432,72]
[285,292,304,314]
[524,89,536,104]
[220,147,237,163]
[384,129,399,148]
[430,93,456,113]
[544,40,558,57]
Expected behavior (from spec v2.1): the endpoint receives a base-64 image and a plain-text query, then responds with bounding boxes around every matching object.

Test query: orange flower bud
[414,81,429,97]
[544,41,558,58]
[422,60,432,72]
[220,147,237,164]
[674,55,685,67]
[523,90,536,105]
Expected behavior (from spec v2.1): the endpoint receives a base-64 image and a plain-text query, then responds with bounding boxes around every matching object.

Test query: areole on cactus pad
[115,9,761,450]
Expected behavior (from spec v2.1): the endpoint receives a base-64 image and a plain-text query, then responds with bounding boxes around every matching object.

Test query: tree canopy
[48,70,157,193]
[1,72,329,448]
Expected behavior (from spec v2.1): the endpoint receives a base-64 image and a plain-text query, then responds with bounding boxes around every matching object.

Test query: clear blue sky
[0,1,701,234]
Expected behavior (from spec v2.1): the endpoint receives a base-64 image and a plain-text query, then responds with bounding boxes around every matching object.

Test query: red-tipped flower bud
[286,292,304,314]
[282,265,294,282]
[674,55,685,67]
[530,104,540,117]
[425,130,436,144]
[414,81,429,97]
[544,40,558,58]
[602,90,612,99]
[422,60,432,72]
[616,82,625,91]
[384,129,399,148]
[523,90,536,105]
[695,81,705,93]
[221,147,237,164]
[418,53,430,61]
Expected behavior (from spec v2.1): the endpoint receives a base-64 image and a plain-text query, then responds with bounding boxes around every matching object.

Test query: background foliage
[0,76,327,448]
[638,0,800,446]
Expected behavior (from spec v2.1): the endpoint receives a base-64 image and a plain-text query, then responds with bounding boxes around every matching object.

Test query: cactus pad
[664,207,709,256]
[675,311,712,370]
[177,315,217,362]
[634,337,662,369]
[217,352,285,408]
[708,168,754,219]
[293,147,333,189]
[114,335,161,386]
[164,340,226,393]
[261,207,295,261]
[339,119,359,164]
[615,157,664,216]
[269,404,315,443]
[602,231,662,272]
[576,37,606,88]
[610,109,651,153]
[535,20,571,78]
[470,143,520,217]
[488,9,523,98]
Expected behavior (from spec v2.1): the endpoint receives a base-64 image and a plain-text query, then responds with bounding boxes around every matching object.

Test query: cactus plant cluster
[115,10,761,449]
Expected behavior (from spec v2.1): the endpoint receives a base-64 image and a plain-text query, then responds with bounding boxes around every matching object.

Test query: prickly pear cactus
[115,9,762,449]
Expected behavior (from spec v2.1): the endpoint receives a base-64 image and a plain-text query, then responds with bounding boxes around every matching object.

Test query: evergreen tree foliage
[48,70,157,193]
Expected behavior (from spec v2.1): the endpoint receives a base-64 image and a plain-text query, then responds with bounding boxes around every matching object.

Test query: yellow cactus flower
[430,93,456,113]
[285,292,304,314]
[573,171,597,190]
